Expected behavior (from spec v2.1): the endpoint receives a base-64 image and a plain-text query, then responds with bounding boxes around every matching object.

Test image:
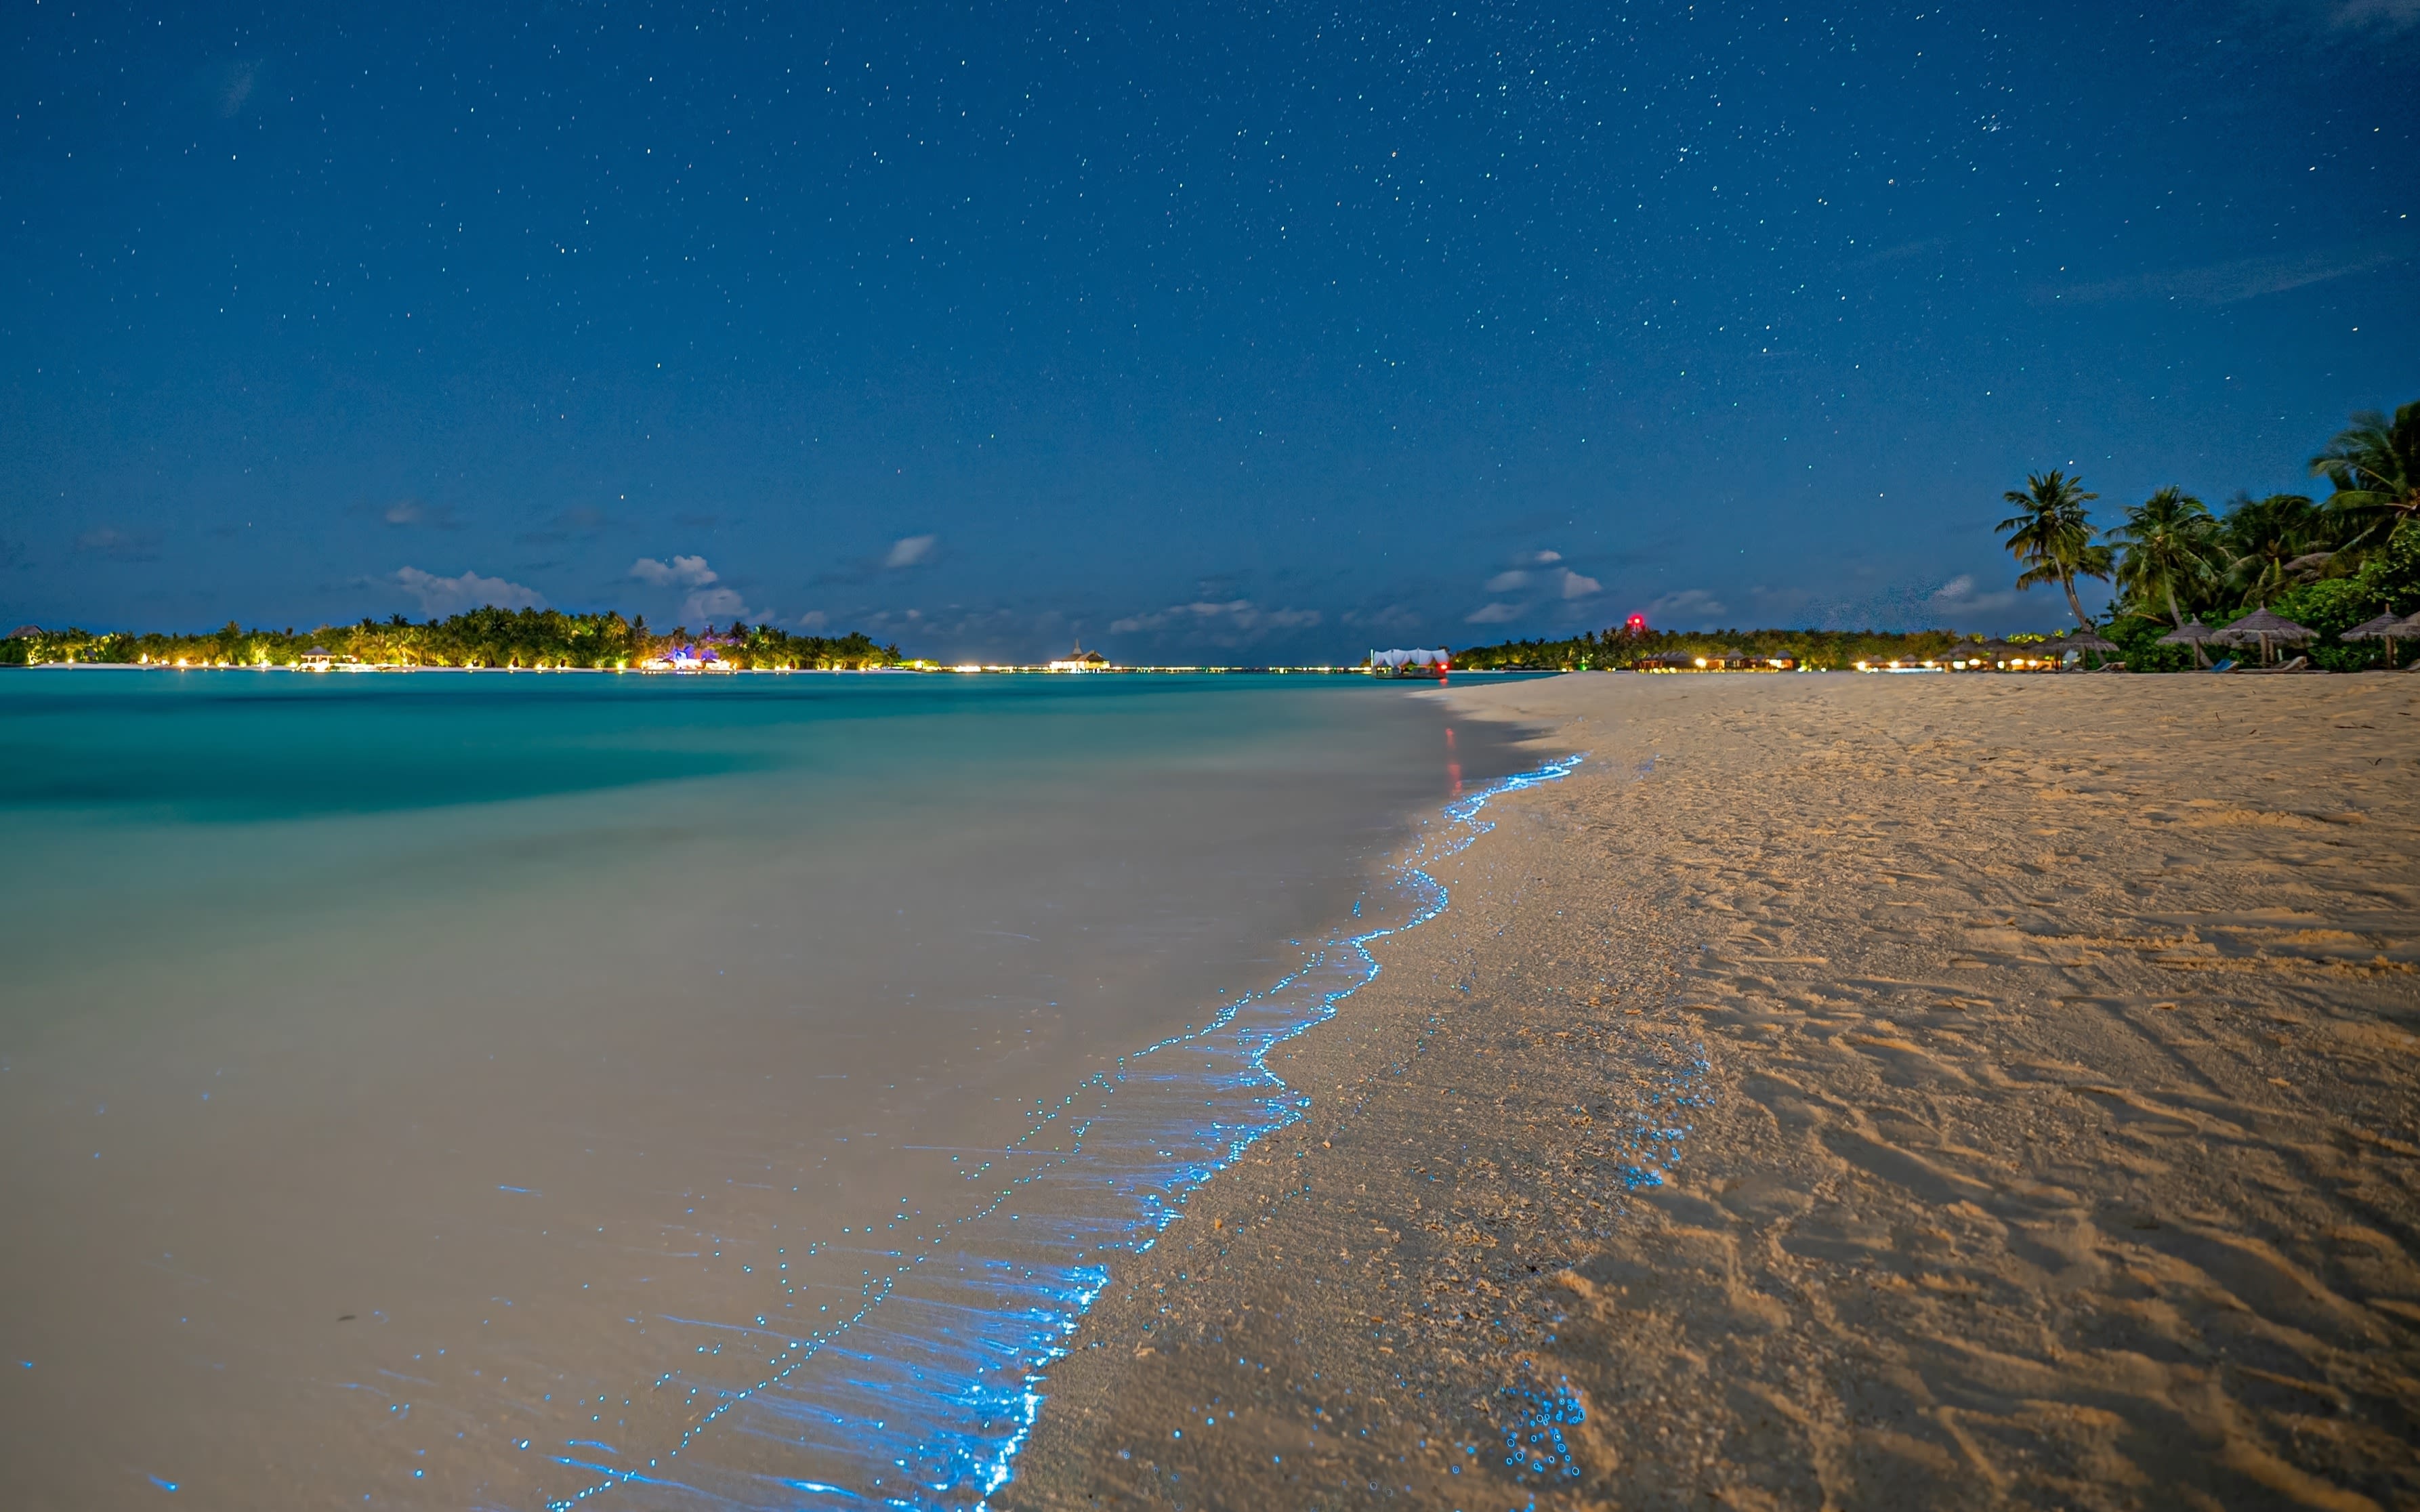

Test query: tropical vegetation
[1453,625,1963,672]
[2008,398,2420,671]
[1459,398,2419,675]
[0,606,904,671]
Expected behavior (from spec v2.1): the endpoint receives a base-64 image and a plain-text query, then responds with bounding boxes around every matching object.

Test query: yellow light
[1693,656,1707,668]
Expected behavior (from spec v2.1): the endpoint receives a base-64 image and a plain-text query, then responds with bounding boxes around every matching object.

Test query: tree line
[1458,398,2418,673]
[1,606,905,671]
[1452,625,1965,672]
[1995,399,2417,671]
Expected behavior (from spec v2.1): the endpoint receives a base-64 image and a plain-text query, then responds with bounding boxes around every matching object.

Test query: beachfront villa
[1046,644,1110,671]
[299,648,335,671]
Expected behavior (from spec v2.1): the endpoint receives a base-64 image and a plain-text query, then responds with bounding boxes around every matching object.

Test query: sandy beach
[1003,672,2420,1511]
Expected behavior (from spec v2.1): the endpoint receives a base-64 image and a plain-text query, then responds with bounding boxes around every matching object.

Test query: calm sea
[0,670,1551,1511]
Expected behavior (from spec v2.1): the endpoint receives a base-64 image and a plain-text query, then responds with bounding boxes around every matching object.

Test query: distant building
[7,625,40,639]
[1047,643,1110,672]
[1368,648,1450,679]
[299,648,335,670]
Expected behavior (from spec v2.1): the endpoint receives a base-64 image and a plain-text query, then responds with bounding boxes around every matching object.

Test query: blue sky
[5,0,2415,658]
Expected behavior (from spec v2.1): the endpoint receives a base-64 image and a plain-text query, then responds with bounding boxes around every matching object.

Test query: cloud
[1641,588,1727,625]
[884,534,938,568]
[1483,570,1532,592]
[394,566,547,616]
[1464,602,1521,625]
[1526,550,1564,565]
[1929,574,2019,614]
[1108,599,1321,637]
[680,586,759,626]
[629,554,719,589]
[371,497,465,530]
[2056,240,2409,306]
[1559,570,1604,599]
[74,526,162,562]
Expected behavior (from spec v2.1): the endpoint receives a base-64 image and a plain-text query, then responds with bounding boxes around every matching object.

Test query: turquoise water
[0,670,1545,1511]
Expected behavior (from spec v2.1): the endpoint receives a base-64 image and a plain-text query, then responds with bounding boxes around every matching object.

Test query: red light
[1625,614,1647,631]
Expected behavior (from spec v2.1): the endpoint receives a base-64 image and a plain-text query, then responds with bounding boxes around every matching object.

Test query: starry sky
[5,1,2416,658]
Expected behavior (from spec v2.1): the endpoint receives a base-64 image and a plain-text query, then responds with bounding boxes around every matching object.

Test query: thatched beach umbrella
[1969,638,2043,668]
[2211,607,2316,666]
[2343,611,2411,668]
[2057,629,2120,668]
[2156,617,2217,667]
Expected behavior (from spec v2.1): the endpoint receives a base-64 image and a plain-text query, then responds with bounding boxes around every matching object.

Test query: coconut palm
[2310,400,2420,542]
[1998,470,2112,634]
[2109,487,2217,664]
[2219,492,2327,606]
[2110,486,2219,628]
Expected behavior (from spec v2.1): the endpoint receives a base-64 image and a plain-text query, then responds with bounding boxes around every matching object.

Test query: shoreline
[999,672,2420,1510]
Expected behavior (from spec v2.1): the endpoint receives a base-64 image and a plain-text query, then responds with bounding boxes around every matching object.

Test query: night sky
[6,1,2416,660]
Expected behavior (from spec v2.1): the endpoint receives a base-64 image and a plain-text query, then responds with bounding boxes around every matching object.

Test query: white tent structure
[1369,648,1451,679]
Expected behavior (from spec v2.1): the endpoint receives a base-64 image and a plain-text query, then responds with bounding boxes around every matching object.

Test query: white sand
[1005,672,2420,1511]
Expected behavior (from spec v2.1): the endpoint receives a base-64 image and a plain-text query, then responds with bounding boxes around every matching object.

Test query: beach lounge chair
[2230,654,2310,673]
[2207,658,2236,673]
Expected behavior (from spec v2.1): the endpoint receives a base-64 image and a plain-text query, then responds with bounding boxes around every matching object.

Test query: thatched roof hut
[2212,608,2316,666]
[2212,608,2316,645]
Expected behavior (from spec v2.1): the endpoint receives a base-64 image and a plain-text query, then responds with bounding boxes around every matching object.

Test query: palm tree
[2310,400,2420,543]
[2109,486,2218,663]
[2219,492,2324,606]
[1998,470,2112,634]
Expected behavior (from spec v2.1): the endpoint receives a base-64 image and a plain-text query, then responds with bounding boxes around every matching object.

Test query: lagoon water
[0,671,1535,1511]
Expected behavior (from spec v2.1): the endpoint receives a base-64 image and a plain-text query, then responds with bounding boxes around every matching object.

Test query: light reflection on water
[0,673,1558,1510]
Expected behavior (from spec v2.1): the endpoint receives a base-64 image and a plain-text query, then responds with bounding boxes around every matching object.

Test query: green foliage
[2107,486,2218,629]
[2266,578,2398,671]
[1455,625,1962,672]
[1997,469,2110,631]
[2310,400,2420,535]
[2353,520,2420,613]
[2102,611,2197,673]
[0,608,905,671]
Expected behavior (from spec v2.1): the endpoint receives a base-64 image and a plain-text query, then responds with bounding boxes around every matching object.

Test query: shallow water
[0,671,1539,1511]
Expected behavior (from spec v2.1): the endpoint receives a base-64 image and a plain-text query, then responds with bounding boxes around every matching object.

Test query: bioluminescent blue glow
[0,672,1560,1508]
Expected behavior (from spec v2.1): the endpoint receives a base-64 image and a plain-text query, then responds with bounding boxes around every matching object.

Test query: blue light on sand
[528,754,1694,1512]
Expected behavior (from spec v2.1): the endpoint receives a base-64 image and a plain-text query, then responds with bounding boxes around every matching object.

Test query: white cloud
[680,585,758,627]
[629,554,719,588]
[394,566,547,616]
[1559,570,1604,599]
[1464,602,1521,625]
[1642,588,1727,625]
[1528,549,1564,565]
[1484,570,1532,592]
[791,610,831,631]
[1929,574,2018,614]
[1108,599,1321,636]
[884,534,938,568]
[2058,241,2407,306]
